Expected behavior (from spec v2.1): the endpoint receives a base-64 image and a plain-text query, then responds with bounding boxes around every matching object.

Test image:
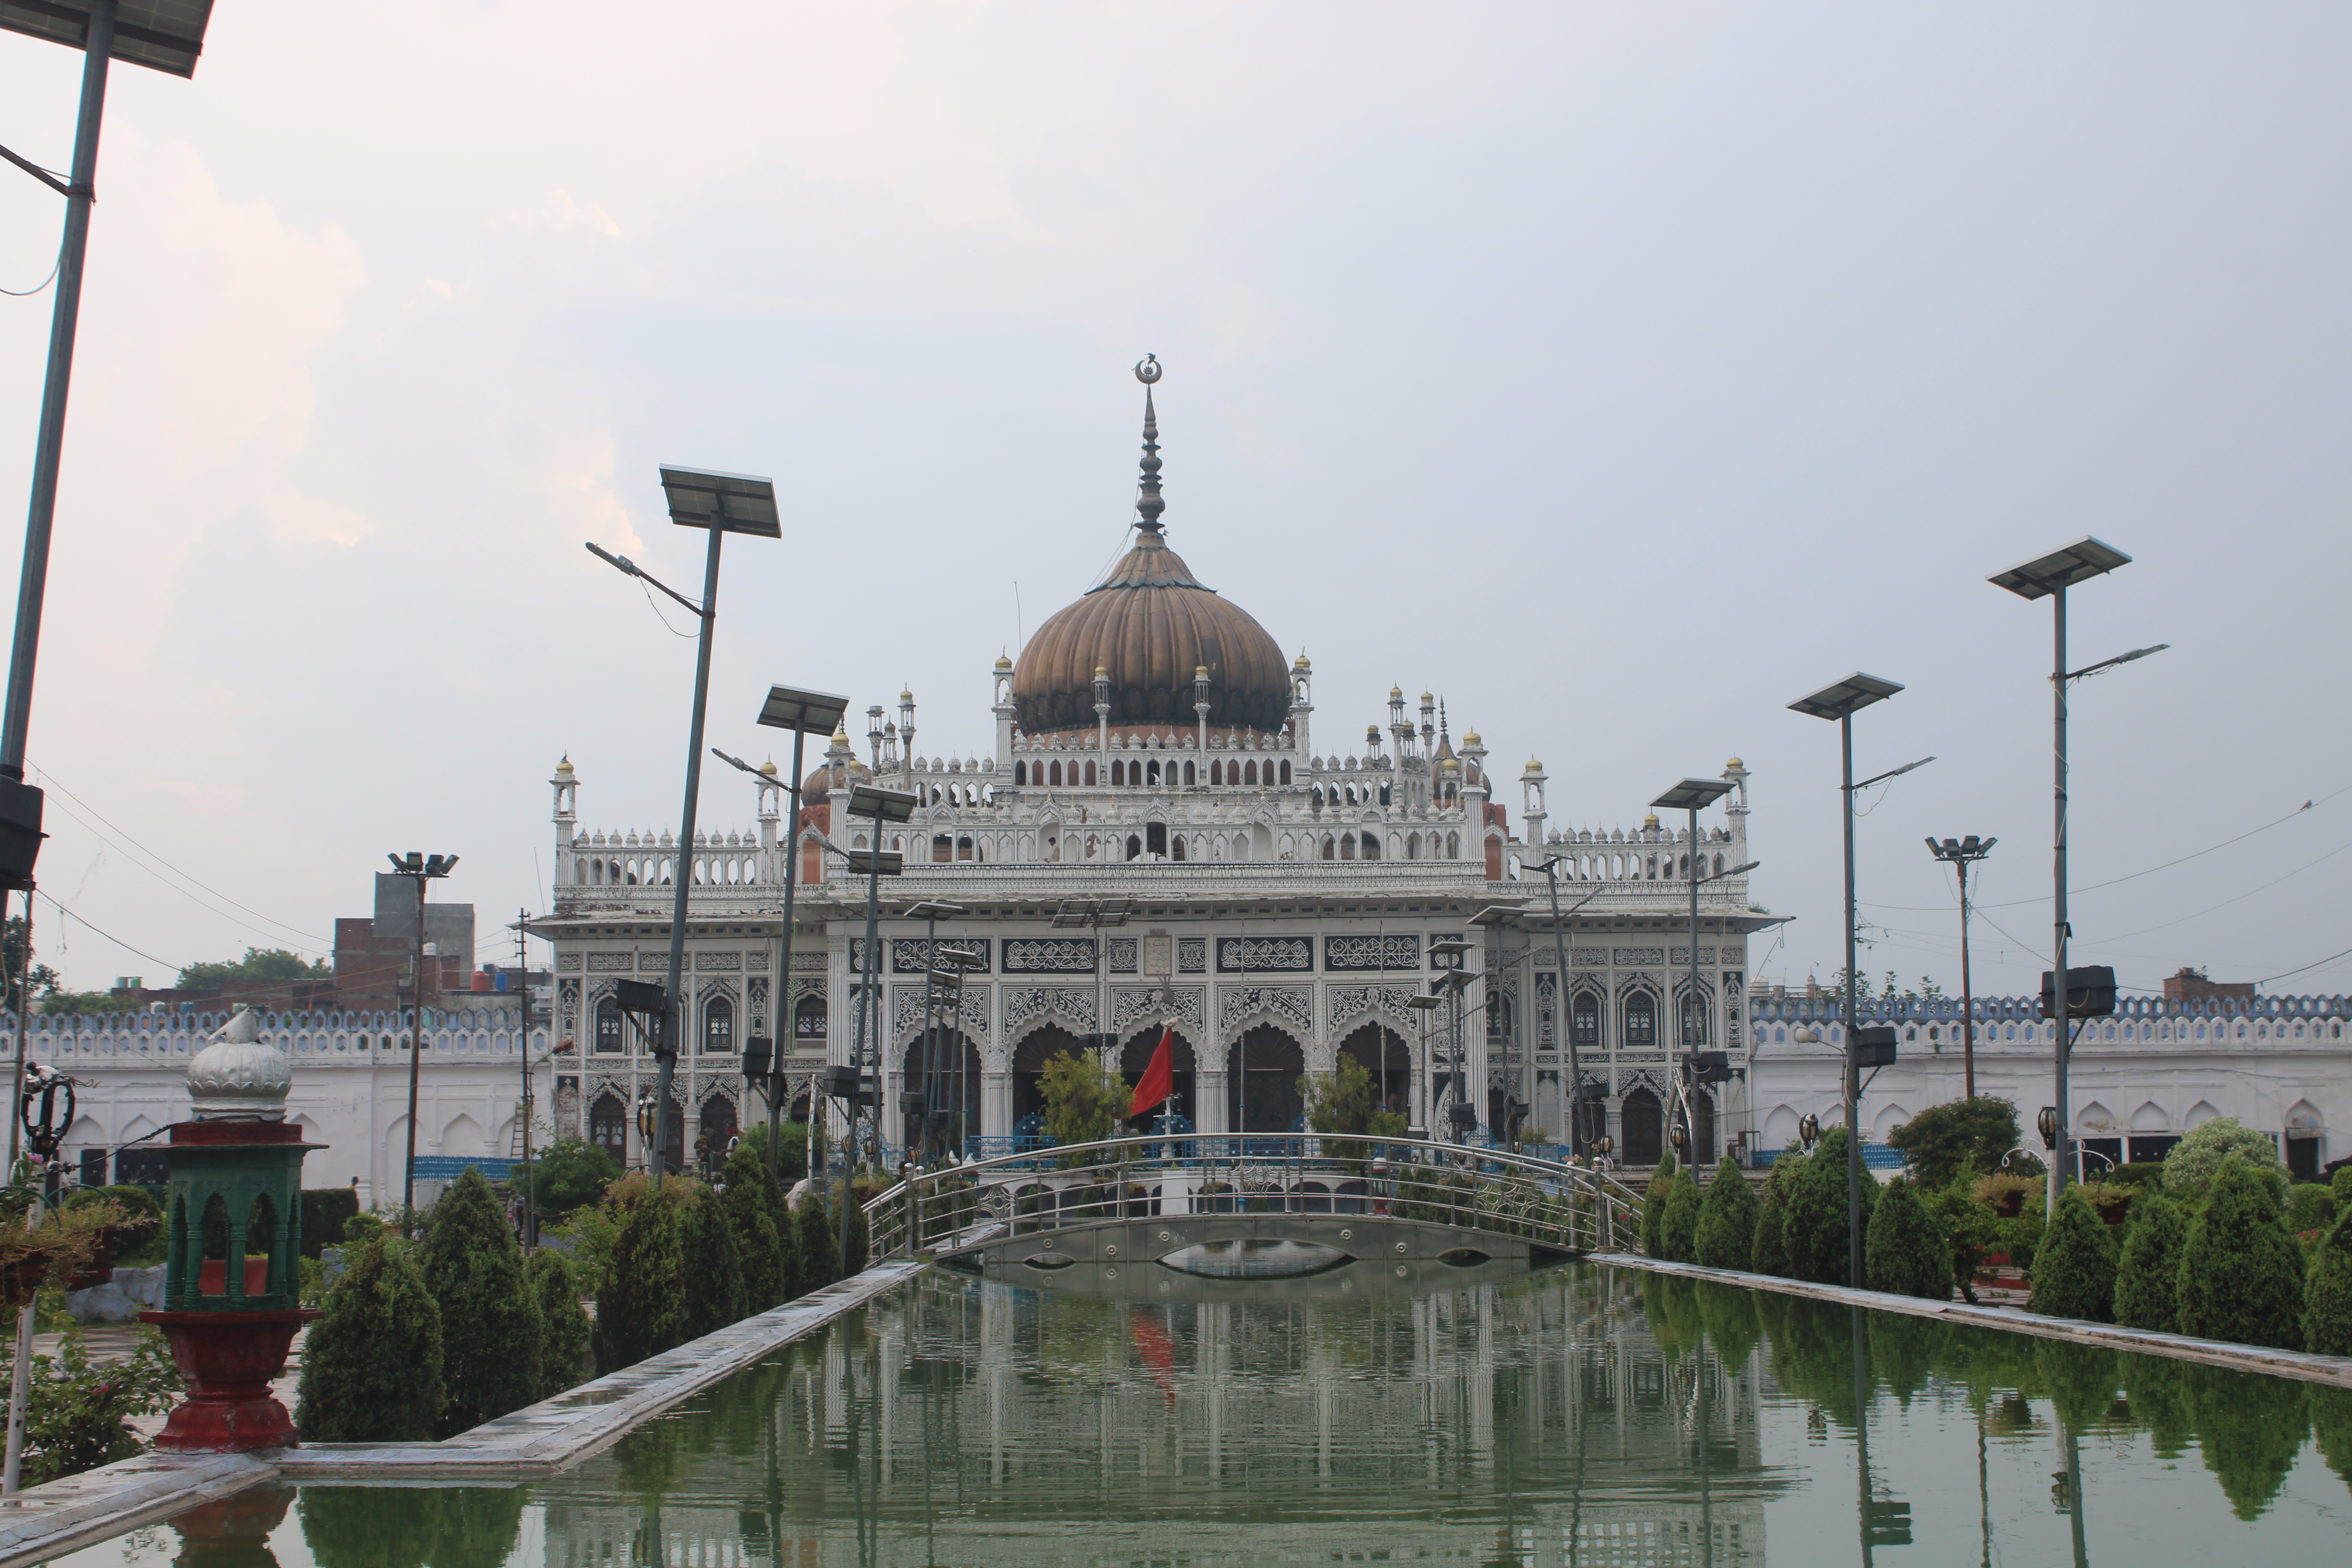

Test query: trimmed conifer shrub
[2112,1188,2187,1333]
[678,1186,747,1342]
[2335,1163,2352,1208]
[2027,1187,2116,1322]
[2177,1156,2306,1351]
[593,1177,686,1374]
[2302,1205,2352,1356]
[418,1167,542,1437]
[1749,1160,1797,1277]
[2287,1182,2337,1236]
[528,1249,591,1399]
[1864,1176,1948,1299]
[793,1189,839,1292]
[1693,1166,1761,1270]
[722,1146,789,1310]
[296,1236,444,1441]
[1656,1171,1700,1262]
[1641,1151,1679,1258]
[1781,1130,1878,1286]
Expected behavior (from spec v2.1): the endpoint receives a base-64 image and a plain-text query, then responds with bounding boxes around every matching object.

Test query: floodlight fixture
[1699,859,1760,884]
[1650,778,1733,813]
[903,901,968,921]
[1404,995,1444,1011]
[659,466,782,538]
[1853,757,1935,791]
[2066,643,2170,684]
[848,784,919,824]
[757,684,851,737]
[1788,673,1904,722]
[844,849,904,877]
[1987,536,2131,600]
[1469,904,1529,927]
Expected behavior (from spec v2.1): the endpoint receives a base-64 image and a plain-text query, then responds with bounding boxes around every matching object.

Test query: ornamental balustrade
[2,1006,540,1060]
[1746,991,2352,1047]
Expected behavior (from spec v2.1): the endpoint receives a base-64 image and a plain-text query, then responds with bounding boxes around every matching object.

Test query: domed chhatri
[186,1006,291,1121]
[1011,364,1290,737]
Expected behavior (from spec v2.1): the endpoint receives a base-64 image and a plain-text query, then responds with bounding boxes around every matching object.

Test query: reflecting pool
[52,1261,2352,1566]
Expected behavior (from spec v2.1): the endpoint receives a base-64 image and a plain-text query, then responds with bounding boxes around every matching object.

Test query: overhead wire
[36,889,181,975]
[0,238,60,297]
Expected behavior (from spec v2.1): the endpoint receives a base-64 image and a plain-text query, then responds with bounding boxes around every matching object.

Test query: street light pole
[839,786,914,1274]
[1926,837,1995,1100]
[1527,860,1602,1152]
[386,852,457,1231]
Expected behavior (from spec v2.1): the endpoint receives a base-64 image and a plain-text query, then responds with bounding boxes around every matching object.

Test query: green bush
[296,1235,445,1441]
[1641,1151,1679,1258]
[1993,1207,2046,1275]
[721,1145,789,1310]
[1886,1097,2021,1188]
[517,1138,622,1223]
[2112,1189,2187,1333]
[344,1211,386,1248]
[592,1175,686,1374]
[2177,1156,2305,1351]
[1926,1167,1999,1301]
[1864,1177,1948,1299]
[2335,1164,2352,1208]
[2162,1116,2282,1193]
[2287,1181,2337,1236]
[418,1167,542,1437]
[0,1325,179,1484]
[2302,1205,2352,1356]
[793,1189,839,1292]
[300,1188,361,1259]
[1781,1131,1878,1286]
[2028,1187,2117,1322]
[527,1249,591,1400]
[2105,1161,2167,1189]
[1750,1159,1799,1277]
[1299,1053,1380,1169]
[1693,1168,1760,1269]
[1659,1172,1701,1263]
[1038,1049,1129,1164]
[677,1185,746,1341]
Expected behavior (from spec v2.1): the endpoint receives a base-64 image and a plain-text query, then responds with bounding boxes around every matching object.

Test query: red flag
[1129,1025,1176,1117]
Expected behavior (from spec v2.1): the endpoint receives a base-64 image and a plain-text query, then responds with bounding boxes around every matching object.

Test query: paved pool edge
[0,1257,928,1568]
[1594,1251,2352,1389]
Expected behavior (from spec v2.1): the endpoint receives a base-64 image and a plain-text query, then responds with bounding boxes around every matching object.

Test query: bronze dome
[1012,370,1290,736]
[1012,531,1289,735]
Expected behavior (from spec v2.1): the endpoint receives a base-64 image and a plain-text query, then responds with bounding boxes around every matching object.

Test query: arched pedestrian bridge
[865,1132,1650,1275]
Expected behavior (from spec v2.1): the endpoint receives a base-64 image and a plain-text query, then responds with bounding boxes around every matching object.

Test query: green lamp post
[139,1006,322,1451]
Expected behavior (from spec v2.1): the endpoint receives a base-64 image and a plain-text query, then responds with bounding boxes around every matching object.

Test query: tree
[1781,1130,1878,1286]
[2177,1156,2306,1351]
[592,1175,686,1374]
[792,1189,838,1293]
[518,1138,621,1223]
[2162,1116,2283,1193]
[1658,1171,1701,1263]
[2028,1187,2117,1322]
[176,947,332,990]
[1864,1177,1949,1299]
[1641,1151,1679,1258]
[1693,1166,1761,1270]
[0,915,59,1013]
[2303,1203,2352,1356]
[418,1167,542,1436]
[1750,1159,1799,1277]
[733,1122,810,1186]
[2112,1189,2187,1333]
[722,1143,790,1310]
[296,1236,445,1441]
[677,1185,747,1341]
[1886,1098,2022,1189]
[1038,1049,1128,1163]
[1299,1054,1379,1166]
[527,1249,590,1400]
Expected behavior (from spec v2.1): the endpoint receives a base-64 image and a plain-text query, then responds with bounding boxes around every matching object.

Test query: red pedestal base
[139,1308,321,1452]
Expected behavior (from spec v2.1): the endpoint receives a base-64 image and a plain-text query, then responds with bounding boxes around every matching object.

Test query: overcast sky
[1,3,2347,1001]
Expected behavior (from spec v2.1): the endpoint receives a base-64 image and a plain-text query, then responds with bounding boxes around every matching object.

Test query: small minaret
[994,654,1016,773]
[1195,665,1212,759]
[1419,691,1436,757]
[898,689,917,785]
[1289,651,1312,759]
[756,757,782,872]
[1521,757,1549,848]
[1724,755,1750,847]
[866,706,886,773]
[1388,686,1412,760]
[551,756,579,884]
[1094,665,1111,760]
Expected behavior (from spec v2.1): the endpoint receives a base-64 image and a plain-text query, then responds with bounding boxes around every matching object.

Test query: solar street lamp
[0,0,218,904]
[588,467,780,1189]
[1990,536,2158,1216]
[1652,778,1735,1171]
[840,783,916,1270]
[1925,835,1996,1098]
[903,901,967,1163]
[1788,673,1918,1288]
[385,851,457,1229]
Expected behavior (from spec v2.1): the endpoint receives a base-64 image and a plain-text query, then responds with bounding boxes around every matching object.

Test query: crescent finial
[1134,354,1161,385]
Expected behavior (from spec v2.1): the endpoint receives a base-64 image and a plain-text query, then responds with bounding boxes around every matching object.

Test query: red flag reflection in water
[1130,1307,1178,1409]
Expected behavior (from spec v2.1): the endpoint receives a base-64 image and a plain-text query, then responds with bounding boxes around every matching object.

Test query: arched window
[1245,760,1259,786]
[1361,833,1381,861]
[1571,991,1600,1051]
[933,835,953,863]
[1714,853,1724,877]
[595,997,624,1054]
[1280,762,1291,784]
[1487,993,1512,1044]
[1446,832,1460,858]
[1147,822,1168,857]
[1184,761,1195,785]
[1681,990,1706,1047]
[794,993,826,1039]
[1126,834,1143,861]
[1406,832,1421,860]
[703,996,734,1054]
[1339,834,1356,860]
[1014,761,1027,786]
[590,1093,628,1163]
[956,835,974,860]
[1321,835,1336,861]
[1147,759,1160,786]
[1210,760,1223,785]
[1624,992,1656,1049]
[1049,761,1062,786]
[1112,760,1125,786]
[1085,761,1097,786]
[1172,834,1186,861]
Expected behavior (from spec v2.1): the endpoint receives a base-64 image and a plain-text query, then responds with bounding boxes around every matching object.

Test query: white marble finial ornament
[185,1005,291,1121]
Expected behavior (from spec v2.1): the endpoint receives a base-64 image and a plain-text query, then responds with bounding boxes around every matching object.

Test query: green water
[60,1261,2352,1566]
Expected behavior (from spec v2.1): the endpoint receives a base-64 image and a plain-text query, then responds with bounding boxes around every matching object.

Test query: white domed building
[532,369,1767,1172]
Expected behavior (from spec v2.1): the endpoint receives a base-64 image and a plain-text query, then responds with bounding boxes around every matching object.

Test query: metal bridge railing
[862,1132,1648,1261]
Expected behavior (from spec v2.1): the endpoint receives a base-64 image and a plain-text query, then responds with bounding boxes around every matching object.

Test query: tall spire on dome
[1134,354,1165,533]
